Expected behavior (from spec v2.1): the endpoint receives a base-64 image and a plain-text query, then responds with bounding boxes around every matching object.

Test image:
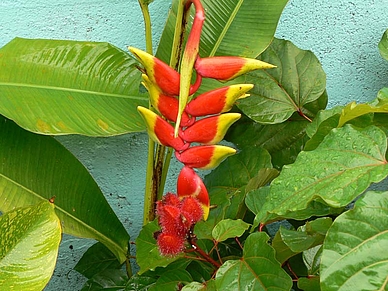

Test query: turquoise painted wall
[1,0,388,289]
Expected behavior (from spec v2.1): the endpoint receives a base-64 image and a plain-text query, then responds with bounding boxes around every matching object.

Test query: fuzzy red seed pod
[156,202,188,235]
[162,192,182,208]
[181,197,203,225]
[157,232,186,256]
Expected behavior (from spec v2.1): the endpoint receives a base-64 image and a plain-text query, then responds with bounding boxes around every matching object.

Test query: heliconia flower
[175,145,236,170]
[137,106,190,151]
[129,47,180,96]
[142,74,195,127]
[157,232,185,256]
[175,0,205,133]
[179,113,241,145]
[129,47,202,97]
[180,197,203,225]
[177,166,209,220]
[185,84,254,117]
[195,56,275,81]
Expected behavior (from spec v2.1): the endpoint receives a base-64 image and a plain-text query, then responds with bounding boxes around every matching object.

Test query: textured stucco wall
[1,0,388,290]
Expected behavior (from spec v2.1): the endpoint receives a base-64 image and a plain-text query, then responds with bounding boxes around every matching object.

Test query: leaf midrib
[0,82,147,100]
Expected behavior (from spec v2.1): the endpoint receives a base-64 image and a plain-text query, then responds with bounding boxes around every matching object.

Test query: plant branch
[188,233,221,269]
[170,0,189,69]
[139,0,157,225]
[138,0,153,54]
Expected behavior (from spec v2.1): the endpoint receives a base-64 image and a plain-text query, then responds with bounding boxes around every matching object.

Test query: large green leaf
[272,218,331,264]
[0,201,61,290]
[74,242,122,279]
[0,38,147,136]
[0,117,129,262]
[81,269,128,291]
[306,94,388,151]
[157,0,289,62]
[226,114,310,168]
[215,232,292,290]
[195,146,273,239]
[320,191,388,291]
[238,38,327,124]
[379,29,388,61]
[205,145,273,189]
[149,270,193,291]
[338,93,388,127]
[211,219,250,242]
[256,125,388,224]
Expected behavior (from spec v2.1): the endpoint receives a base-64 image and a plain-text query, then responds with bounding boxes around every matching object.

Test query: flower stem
[138,0,153,54]
[139,0,157,225]
[188,232,221,269]
[170,0,188,69]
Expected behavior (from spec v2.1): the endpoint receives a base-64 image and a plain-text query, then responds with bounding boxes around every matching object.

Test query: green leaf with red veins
[212,219,250,242]
[226,114,310,169]
[237,38,327,124]
[320,191,388,291]
[215,232,292,290]
[256,125,388,224]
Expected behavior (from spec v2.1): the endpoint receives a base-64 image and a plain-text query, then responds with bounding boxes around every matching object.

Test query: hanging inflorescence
[129,0,274,255]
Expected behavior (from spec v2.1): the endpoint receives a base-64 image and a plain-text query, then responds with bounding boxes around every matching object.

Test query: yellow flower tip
[128,46,147,60]
[202,205,209,221]
[247,58,276,70]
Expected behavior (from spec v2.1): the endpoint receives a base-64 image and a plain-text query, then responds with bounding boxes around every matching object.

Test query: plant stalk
[139,0,157,225]
[141,0,191,224]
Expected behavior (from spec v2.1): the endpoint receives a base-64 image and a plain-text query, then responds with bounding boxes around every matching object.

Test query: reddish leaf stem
[286,261,299,280]
[235,237,243,250]
[188,234,221,269]
[297,108,312,122]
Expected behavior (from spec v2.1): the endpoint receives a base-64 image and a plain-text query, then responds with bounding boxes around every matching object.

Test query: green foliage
[74,242,122,279]
[0,38,147,136]
[136,220,183,274]
[0,116,130,263]
[215,232,292,290]
[212,219,250,242]
[238,38,327,124]
[379,29,388,61]
[320,191,388,291]
[0,202,61,290]
[157,0,289,63]
[0,1,388,290]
